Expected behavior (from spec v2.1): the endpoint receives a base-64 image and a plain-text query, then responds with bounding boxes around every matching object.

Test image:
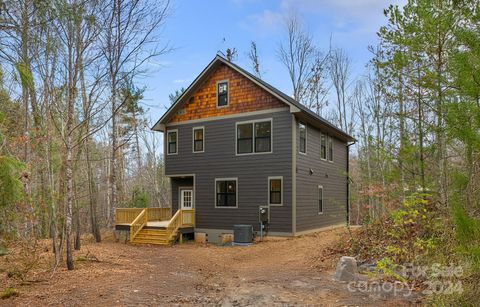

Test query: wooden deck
[115,208,195,245]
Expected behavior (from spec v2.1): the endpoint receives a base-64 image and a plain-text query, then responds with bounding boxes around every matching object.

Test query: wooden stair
[131,228,178,245]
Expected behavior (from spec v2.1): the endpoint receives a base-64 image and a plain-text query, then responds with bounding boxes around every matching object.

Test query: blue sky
[140,0,405,125]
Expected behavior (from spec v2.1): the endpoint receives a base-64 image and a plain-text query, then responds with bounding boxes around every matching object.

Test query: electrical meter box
[259,206,269,223]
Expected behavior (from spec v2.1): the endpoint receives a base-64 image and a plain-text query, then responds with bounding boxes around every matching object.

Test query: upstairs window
[167,130,177,155]
[269,177,283,205]
[216,179,237,207]
[320,133,327,160]
[318,185,324,214]
[255,121,271,153]
[236,119,272,155]
[193,127,204,152]
[237,123,253,154]
[217,81,228,107]
[299,123,306,154]
[327,136,333,162]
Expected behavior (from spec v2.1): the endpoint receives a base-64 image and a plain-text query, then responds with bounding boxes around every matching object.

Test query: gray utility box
[233,225,253,244]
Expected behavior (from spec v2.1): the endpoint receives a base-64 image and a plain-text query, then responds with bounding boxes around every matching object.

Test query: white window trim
[235,118,273,156]
[268,176,283,206]
[214,177,238,209]
[216,79,229,108]
[166,129,178,155]
[318,185,324,214]
[299,122,307,155]
[192,126,205,153]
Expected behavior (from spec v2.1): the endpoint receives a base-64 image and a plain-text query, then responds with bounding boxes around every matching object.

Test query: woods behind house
[0,0,479,304]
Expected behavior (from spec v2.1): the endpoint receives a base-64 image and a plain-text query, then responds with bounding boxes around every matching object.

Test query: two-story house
[152,55,354,242]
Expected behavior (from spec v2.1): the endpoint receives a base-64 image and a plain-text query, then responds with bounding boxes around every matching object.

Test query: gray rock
[334,256,358,282]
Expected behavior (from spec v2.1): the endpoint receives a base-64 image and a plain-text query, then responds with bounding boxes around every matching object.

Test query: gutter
[346,140,356,225]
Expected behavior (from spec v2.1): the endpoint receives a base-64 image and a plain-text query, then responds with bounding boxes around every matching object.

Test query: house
[115,55,354,245]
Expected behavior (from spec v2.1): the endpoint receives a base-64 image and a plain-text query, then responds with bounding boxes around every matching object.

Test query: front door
[180,189,193,209]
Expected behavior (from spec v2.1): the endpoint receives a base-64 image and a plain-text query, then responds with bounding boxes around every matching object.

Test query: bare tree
[248,41,262,79]
[100,0,171,226]
[329,48,351,132]
[277,13,316,103]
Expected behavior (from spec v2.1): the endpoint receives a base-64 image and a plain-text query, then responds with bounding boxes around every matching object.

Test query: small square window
[217,81,228,107]
[216,179,237,207]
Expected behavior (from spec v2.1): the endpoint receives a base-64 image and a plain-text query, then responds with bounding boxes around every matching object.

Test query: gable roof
[153,55,354,142]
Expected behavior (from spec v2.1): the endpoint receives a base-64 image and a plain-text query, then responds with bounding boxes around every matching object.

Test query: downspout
[346,141,356,225]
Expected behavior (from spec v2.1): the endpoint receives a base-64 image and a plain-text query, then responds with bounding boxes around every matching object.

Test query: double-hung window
[215,179,237,207]
[320,132,327,160]
[167,130,177,155]
[217,81,228,107]
[269,177,283,205]
[299,123,306,154]
[193,127,204,153]
[236,119,272,154]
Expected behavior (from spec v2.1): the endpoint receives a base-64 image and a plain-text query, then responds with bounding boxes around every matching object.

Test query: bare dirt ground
[1,228,420,306]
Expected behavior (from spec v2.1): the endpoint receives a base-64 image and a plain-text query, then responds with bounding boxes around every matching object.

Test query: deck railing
[115,207,194,243]
[116,207,172,224]
[130,209,147,241]
[146,208,172,221]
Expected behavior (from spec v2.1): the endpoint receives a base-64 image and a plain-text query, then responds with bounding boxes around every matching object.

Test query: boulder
[334,256,358,282]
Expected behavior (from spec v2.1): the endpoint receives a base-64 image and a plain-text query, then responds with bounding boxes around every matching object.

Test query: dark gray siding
[165,110,292,233]
[295,118,348,232]
[171,177,194,212]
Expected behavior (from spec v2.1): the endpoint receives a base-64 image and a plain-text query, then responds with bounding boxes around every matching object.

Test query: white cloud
[173,79,186,84]
[242,9,284,34]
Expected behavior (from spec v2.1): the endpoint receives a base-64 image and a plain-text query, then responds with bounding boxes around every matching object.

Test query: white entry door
[181,189,193,209]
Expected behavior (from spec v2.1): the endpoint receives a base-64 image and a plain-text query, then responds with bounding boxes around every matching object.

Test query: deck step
[131,228,176,246]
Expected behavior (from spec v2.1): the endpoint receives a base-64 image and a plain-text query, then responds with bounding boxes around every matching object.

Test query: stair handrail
[165,209,183,243]
[129,208,147,241]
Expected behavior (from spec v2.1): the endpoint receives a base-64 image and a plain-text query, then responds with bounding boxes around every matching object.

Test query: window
[299,123,306,154]
[167,130,177,154]
[215,179,237,207]
[217,81,228,107]
[255,121,271,153]
[193,127,204,153]
[318,186,324,214]
[236,119,272,155]
[327,136,333,162]
[320,133,327,160]
[237,123,253,154]
[269,177,283,205]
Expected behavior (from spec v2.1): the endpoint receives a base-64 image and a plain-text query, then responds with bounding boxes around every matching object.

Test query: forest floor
[1,227,420,306]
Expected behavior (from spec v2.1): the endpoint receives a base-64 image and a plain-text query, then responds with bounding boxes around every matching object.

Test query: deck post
[179,233,183,244]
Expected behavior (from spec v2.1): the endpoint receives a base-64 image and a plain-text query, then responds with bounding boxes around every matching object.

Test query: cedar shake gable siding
[169,63,286,123]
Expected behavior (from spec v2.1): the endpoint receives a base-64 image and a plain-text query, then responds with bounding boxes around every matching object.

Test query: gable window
[236,119,272,155]
[217,81,229,107]
[215,178,237,207]
[320,133,327,160]
[318,185,324,214]
[299,123,306,154]
[327,136,333,162]
[193,127,204,153]
[167,130,177,155]
[269,177,283,205]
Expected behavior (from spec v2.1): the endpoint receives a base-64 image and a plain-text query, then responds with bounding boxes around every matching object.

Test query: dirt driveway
[2,228,418,306]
